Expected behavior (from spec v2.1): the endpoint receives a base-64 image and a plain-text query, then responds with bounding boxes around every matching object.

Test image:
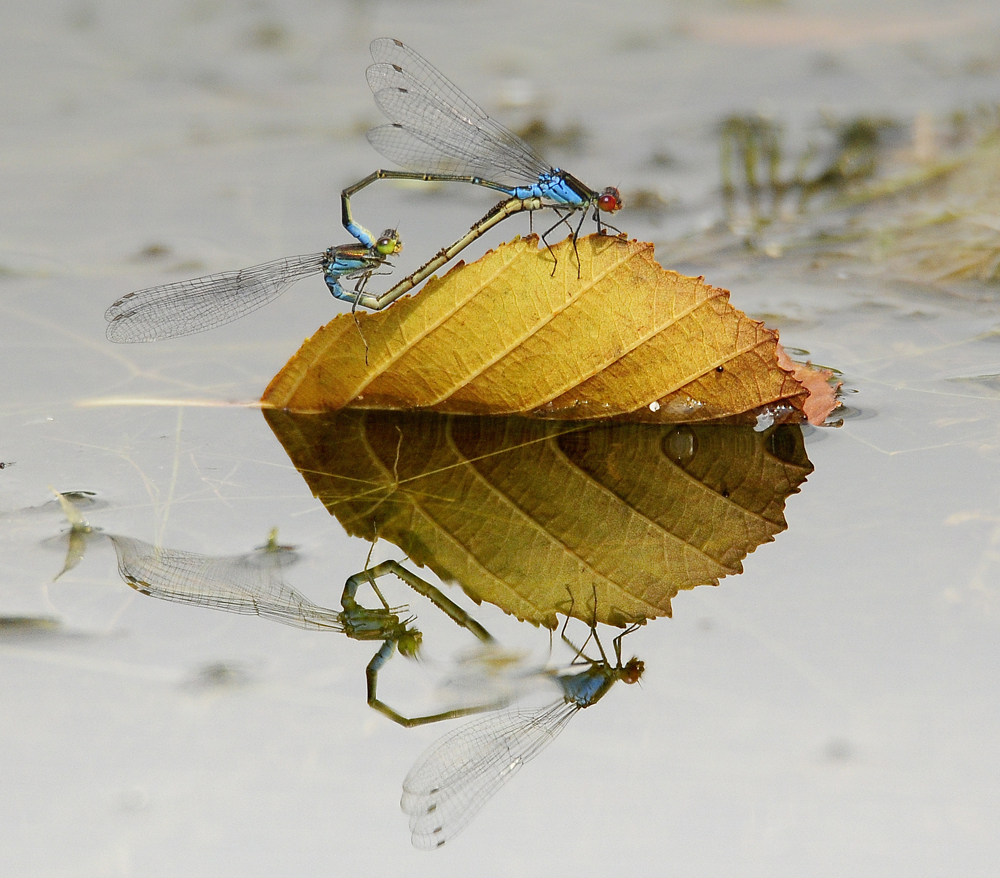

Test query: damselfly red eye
[623,658,644,684]
[597,188,622,213]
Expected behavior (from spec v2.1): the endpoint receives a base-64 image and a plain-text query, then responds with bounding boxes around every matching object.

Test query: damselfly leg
[342,560,500,727]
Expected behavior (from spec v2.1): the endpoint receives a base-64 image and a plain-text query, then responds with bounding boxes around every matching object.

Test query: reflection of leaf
[263,234,810,424]
[264,409,814,627]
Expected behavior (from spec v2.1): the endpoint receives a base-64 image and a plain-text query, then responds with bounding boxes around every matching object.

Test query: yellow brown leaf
[263,234,810,424]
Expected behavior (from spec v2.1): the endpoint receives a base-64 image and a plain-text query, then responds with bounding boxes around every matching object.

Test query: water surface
[3,1,1000,875]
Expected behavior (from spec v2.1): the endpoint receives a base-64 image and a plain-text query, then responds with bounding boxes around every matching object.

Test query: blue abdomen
[558,666,614,707]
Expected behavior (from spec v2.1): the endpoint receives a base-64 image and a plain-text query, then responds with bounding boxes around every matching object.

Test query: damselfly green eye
[397,628,422,658]
[376,231,402,256]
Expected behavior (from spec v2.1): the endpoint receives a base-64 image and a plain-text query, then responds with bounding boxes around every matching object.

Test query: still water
[3,1,1000,875]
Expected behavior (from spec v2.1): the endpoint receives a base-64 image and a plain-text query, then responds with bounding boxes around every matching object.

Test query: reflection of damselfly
[341,38,624,308]
[401,622,644,850]
[104,231,402,342]
[53,492,497,727]
[109,537,497,725]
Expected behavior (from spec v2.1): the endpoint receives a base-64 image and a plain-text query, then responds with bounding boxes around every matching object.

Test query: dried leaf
[263,234,810,424]
[264,408,814,628]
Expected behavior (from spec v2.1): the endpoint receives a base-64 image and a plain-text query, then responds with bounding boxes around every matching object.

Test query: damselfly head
[376,229,403,256]
[622,657,644,685]
[397,627,423,658]
[596,187,623,213]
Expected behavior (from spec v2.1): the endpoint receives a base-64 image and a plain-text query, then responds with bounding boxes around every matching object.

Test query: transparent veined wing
[370,37,496,129]
[400,699,578,849]
[366,38,550,188]
[109,535,346,632]
[367,83,548,185]
[367,83,529,183]
[105,252,327,342]
[365,123,490,178]
[366,77,551,184]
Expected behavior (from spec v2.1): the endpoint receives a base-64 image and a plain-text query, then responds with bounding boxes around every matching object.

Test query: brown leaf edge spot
[776,344,842,426]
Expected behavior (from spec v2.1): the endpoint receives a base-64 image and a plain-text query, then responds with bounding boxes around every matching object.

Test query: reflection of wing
[400,700,578,849]
[105,252,326,342]
[109,535,345,631]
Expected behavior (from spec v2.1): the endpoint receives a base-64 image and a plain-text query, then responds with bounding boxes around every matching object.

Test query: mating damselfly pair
[105,37,624,343]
